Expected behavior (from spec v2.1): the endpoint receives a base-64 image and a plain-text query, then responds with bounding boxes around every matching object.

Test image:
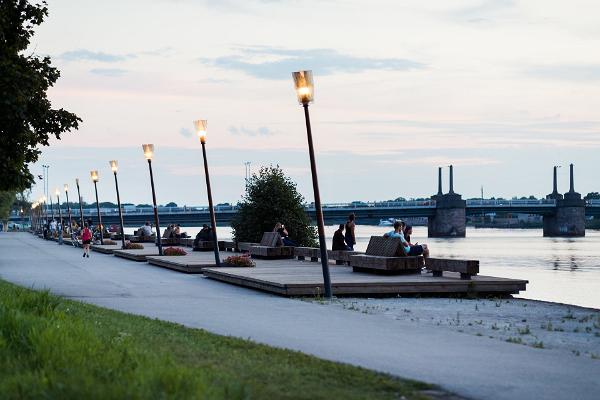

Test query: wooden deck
[113,246,165,262]
[91,244,122,254]
[202,261,528,297]
[145,251,226,273]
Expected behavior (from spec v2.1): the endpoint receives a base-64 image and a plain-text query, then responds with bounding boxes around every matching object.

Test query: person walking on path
[81,223,92,258]
[344,213,356,250]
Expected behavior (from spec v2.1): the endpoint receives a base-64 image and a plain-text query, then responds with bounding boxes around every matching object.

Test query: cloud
[60,49,135,63]
[228,125,274,136]
[179,127,193,138]
[89,68,128,77]
[449,0,515,23]
[526,64,600,81]
[199,46,424,79]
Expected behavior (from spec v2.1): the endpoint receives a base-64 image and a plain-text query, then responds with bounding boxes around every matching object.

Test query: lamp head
[64,183,68,192]
[109,160,118,173]
[292,70,314,104]
[142,144,154,160]
[193,120,208,144]
[55,188,60,197]
[90,170,99,183]
[76,178,79,186]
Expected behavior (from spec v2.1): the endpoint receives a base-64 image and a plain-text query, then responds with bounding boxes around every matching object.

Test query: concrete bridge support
[428,166,467,237]
[543,164,586,237]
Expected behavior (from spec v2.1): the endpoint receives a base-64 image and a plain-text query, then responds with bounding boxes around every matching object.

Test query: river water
[124,225,600,309]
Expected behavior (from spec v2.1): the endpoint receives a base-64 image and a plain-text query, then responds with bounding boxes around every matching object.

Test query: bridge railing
[465,199,556,207]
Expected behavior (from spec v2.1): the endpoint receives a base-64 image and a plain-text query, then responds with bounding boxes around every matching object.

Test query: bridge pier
[428,166,466,237]
[543,164,586,237]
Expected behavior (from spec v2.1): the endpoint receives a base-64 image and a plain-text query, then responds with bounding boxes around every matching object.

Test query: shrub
[224,254,255,267]
[231,166,317,246]
[163,247,187,256]
[103,240,117,245]
[125,242,144,250]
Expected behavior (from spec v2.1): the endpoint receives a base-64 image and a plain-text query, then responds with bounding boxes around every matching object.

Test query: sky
[28,0,600,206]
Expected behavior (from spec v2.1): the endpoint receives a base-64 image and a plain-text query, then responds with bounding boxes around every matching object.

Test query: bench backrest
[260,232,282,247]
[365,236,405,257]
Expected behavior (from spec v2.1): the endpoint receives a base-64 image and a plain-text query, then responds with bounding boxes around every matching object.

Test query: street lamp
[292,70,332,298]
[90,170,104,245]
[64,184,73,233]
[142,144,162,255]
[76,178,85,230]
[110,160,127,249]
[193,120,221,267]
[55,188,64,244]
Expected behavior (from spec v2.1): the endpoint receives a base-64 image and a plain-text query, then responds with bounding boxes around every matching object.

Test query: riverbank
[310,297,600,361]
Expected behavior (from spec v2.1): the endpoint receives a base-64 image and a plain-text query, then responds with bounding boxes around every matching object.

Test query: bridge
[18,164,598,237]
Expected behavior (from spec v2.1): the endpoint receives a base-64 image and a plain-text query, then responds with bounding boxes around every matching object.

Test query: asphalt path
[1,233,599,400]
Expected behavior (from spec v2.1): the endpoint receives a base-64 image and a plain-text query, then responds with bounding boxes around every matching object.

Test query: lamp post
[55,188,64,244]
[49,195,55,220]
[90,170,104,245]
[193,120,221,267]
[110,160,127,249]
[142,144,162,255]
[41,196,47,230]
[64,184,73,233]
[76,178,85,229]
[292,70,332,298]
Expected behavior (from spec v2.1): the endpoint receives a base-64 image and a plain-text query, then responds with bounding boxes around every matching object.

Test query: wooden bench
[193,240,214,251]
[425,258,479,280]
[237,242,258,253]
[180,238,195,247]
[219,240,236,251]
[250,232,294,259]
[294,247,320,261]
[130,235,156,243]
[350,236,423,274]
[327,250,362,265]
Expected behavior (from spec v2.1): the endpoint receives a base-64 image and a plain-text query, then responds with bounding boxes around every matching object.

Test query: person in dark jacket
[332,224,350,250]
[194,224,212,247]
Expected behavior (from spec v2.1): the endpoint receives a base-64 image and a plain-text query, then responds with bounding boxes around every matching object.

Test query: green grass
[0,280,432,399]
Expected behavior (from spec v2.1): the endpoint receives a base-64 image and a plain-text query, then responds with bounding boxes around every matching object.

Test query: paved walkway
[1,233,599,400]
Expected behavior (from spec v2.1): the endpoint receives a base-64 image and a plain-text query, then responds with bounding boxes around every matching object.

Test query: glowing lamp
[193,120,208,144]
[90,170,99,182]
[292,70,314,104]
[142,144,154,160]
[110,160,118,173]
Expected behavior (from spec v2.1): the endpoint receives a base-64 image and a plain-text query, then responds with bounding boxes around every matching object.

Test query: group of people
[384,220,429,257]
[193,224,213,247]
[162,223,188,239]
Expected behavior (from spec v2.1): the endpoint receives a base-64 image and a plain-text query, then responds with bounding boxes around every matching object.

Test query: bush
[125,242,144,250]
[223,254,255,267]
[231,166,317,247]
[103,239,117,245]
[163,247,187,256]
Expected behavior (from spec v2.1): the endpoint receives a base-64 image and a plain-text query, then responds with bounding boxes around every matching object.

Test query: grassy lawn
[0,279,433,399]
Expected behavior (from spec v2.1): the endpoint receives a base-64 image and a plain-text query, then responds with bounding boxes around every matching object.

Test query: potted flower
[222,254,255,268]
[163,247,187,256]
[125,242,144,250]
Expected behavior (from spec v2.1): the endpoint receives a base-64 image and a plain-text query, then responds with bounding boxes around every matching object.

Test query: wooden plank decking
[91,244,122,254]
[202,263,528,297]
[146,251,223,273]
[113,247,164,262]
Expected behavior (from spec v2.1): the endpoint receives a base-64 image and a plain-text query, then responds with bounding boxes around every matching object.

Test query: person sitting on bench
[332,224,350,250]
[404,225,429,257]
[274,222,297,246]
[384,221,424,256]
[140,221,153,237]
[194,224,212,247]
[162,224,174,238]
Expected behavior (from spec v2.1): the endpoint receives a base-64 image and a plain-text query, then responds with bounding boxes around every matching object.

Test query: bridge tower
[543,164,586,237]
[428,165,467,237]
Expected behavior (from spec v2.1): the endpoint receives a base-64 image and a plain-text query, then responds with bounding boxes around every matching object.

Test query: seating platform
[250,232,294,259]
[146,251,223,273]
[90,244,122,254]
[113,246,164,262]
[202,262,528,297]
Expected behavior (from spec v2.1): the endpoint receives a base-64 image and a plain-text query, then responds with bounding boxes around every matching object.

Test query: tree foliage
[0,0,81,191]
[585,192,600,200]
[231,166,317,246]
[0,191,17,226]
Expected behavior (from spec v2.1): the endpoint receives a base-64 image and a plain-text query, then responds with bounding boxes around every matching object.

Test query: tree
[165,202,178,207]
[0,191,16,229]
[585,192,600,200]
[231,166,317,246]
[0,1,81,191]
